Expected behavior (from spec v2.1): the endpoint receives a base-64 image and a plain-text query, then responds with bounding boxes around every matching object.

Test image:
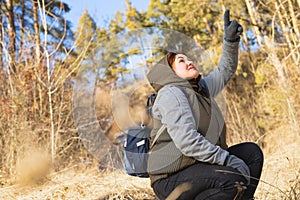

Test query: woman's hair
[166,52,178,67]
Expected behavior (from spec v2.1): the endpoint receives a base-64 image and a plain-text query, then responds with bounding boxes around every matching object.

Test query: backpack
[123,93,166,178]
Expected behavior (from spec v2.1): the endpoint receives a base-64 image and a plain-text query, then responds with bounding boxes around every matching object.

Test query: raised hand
[224,9,243,42]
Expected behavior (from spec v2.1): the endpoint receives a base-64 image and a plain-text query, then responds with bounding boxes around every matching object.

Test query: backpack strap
[146,93,156,116]
[150,124,167,149]
[147,93,156,107]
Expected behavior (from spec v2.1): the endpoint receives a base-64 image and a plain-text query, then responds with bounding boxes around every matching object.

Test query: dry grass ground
[255,127,300,200]
[0,129,299,200]
[0,166,154,200]
[1,86,299,199]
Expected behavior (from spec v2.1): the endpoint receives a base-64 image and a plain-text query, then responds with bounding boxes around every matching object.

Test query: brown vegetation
[0,0,299,199]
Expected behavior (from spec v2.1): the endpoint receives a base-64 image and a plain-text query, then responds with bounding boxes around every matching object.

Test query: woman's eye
[179,59,184,62]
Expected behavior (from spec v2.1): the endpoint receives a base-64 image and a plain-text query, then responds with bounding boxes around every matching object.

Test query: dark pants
[152,142,264,200]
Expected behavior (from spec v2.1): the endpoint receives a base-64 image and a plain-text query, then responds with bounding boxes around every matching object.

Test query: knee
[220,176,247,199]
[218,171,248,189]
[244,142,264,162]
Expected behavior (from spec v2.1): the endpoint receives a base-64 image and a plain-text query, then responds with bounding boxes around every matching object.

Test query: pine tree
[75,10,98,60]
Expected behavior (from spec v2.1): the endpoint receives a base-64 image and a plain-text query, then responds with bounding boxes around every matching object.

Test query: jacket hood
[146,55,195,92]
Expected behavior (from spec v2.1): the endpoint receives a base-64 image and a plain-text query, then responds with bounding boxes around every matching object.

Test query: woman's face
[171,54,199,79]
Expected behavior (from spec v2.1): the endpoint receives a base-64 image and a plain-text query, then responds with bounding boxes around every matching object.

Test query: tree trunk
[19,0,26,61]
[0,3,4,97]
[287,0,300,65]
[5,0,17,173]
[275,0,298,65]
[244,0,263,47]
[32,0,41,65]
[6,0,16,72]
[0,3,3,72]
[287,0,300,40]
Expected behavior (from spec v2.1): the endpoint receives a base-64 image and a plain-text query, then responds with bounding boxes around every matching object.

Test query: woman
[146,10,264,200]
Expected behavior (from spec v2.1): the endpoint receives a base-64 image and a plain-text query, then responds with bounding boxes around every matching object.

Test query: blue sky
[63,0,149,29]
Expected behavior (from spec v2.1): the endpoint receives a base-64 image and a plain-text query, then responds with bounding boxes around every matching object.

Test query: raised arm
[202,10,243,97]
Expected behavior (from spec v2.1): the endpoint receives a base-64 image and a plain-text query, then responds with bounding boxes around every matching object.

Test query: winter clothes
[146,40,239,185]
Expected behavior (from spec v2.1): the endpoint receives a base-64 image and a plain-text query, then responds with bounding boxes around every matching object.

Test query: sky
[63,0,149,30]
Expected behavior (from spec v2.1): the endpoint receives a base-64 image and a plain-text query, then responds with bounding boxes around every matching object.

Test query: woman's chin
[191,71,199,78]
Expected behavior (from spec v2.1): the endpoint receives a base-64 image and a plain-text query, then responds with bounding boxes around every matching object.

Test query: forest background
[0,0,299,199]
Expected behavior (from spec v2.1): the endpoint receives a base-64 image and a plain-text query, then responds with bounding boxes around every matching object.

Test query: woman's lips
[188,66,196,70]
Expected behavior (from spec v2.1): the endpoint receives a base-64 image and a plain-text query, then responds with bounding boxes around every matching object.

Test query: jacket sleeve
[202,40,239,97]
[152,85,229,165]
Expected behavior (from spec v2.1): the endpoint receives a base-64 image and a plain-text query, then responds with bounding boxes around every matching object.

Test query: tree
[18,0,26,59]
[6,0,17,72]
[39,0,74,54]
[125,0,144,30]
[75,10,98,61]
[32,0,41,64]
[145,0,224,49]
[0,0,3,69]
[0,0,74,69]
[0,0,78,170]
[74,9,101,89]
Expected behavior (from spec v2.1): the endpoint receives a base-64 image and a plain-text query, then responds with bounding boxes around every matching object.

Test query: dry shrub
[95,88,113,130]
[1,46,298,199]
[224,43,300,199]
[0,118,52,181]
[16,148,51,186]
[95,80,154,144]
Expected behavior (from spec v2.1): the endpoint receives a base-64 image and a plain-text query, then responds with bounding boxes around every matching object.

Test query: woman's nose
[187,60,193,65]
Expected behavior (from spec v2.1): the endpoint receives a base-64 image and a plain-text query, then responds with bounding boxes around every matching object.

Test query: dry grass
[1,48,299,200]
[1,77,299,200]
[255,126,300,200]
[0,166,155,200]
[0,137,298,200]
[0,95,299,200]
[16,148,52,186]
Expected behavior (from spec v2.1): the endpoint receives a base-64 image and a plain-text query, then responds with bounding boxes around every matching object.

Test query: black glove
[224,154,250,184]
[224,9,243,42]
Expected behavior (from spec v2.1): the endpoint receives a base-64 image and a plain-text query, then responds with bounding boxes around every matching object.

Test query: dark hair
[166,52,178,68]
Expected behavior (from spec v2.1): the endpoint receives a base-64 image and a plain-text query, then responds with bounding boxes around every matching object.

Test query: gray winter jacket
[146,40,239,184]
